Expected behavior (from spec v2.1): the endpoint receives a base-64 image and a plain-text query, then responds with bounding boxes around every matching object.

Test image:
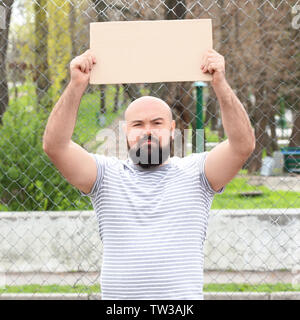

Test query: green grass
[205,126,222,143]
[204,283,300,292]
[0,283,299,294]
[199,123,299,209]
[0,284,100,294]
[211,176,300,209]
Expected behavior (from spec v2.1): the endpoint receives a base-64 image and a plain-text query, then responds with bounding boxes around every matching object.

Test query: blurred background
[0,0,299,299]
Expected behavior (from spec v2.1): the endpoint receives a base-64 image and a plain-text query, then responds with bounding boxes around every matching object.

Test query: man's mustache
[136,135,159,147]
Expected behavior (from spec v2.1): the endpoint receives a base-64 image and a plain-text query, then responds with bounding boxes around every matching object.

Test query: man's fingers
[71,57,84,72]
[85,60,89,73]
[201,53,209,72]
[84,54,96,72]
[81,60,88,73]
[203,57,209,73]
[200,52,207,68]
[83,50,96,65]
[207,63,217,74]
[87,56,93,70]
[70,50,97,74]
[202,55,224,73]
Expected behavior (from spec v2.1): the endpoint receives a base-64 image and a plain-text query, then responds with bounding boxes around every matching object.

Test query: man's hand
[201,49,226,86]
[69,49,97,89]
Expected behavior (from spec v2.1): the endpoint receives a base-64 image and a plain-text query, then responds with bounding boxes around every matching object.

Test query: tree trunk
[100,84,106,115]
[247,5,271,173]
[34,0,51,113]
[205,90,218,130]
[162,0,193,157]
[121,83,142,103]
[91,0,108,116]
[69,0,77,57]
[0,0,14,124]
[216,0,227,138]
[113,84,120,113]
[288,110,300,148]
[269,108,279,152]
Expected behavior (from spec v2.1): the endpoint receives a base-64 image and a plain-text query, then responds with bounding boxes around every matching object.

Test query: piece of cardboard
[89,19,212,85]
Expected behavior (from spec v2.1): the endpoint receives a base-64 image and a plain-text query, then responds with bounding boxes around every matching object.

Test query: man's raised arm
[42,50,98,195]
[200,49,256,192]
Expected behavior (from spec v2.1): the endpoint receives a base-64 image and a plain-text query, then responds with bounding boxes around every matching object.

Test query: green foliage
[9,0,35,77]
[0,87,90,211]
[1,81,130,211]
[205,125,220,143]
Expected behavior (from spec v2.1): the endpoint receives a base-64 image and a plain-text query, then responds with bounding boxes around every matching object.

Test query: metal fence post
[193,81,207,153]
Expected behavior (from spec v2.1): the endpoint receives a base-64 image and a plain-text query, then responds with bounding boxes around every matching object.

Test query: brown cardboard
[89,19,212,84]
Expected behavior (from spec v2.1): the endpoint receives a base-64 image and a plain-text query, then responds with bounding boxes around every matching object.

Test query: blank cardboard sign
[89,19,212,85]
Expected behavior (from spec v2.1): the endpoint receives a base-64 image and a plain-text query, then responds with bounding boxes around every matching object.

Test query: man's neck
[159,157,170,167]
[128,155,171,169]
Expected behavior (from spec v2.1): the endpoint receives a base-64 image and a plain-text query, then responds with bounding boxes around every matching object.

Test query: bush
[0,93,91,211]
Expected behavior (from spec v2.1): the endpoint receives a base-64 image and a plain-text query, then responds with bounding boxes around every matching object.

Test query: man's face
[124,97,175,169]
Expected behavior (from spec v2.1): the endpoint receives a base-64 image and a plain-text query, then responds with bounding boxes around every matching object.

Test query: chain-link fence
[0,0,299,299]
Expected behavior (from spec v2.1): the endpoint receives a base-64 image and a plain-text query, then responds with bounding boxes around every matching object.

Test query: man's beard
[127,134,173,169]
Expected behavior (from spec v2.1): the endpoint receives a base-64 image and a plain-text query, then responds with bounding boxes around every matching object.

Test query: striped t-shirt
[80,151,225,300]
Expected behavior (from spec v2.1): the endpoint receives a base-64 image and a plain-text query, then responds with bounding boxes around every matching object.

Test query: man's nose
[143,124,153,136]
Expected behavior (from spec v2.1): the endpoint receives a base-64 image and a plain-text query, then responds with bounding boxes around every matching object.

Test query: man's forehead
[124,96,172,121]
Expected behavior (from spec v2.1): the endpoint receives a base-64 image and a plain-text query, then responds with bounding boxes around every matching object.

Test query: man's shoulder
[89,153,122,168]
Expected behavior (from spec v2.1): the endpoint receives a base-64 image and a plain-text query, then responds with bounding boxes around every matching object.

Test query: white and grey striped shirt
[80,151,225,300]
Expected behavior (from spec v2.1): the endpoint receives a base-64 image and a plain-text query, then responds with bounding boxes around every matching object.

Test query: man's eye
[133,123,141,126]
[155,122,162,125]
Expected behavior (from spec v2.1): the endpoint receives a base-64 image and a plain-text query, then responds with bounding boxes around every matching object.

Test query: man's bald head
[123,95,176,168]
[124,96,173,123]
[124,96,175,168]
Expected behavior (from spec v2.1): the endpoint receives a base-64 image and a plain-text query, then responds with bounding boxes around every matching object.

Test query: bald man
[124,95,175,168]
[43,49,255,300]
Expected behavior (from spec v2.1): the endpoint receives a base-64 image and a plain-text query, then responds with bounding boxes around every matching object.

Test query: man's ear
[122,122,127,135]
[171,120,176,139]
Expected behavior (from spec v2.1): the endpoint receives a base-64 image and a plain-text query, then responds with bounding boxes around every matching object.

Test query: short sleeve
[79,153,106,198]
[196,151,226,196]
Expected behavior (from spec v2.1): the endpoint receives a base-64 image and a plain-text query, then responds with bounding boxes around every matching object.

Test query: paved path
[246,175,300,192]
[84,112,128,160]
[3,271,298,286]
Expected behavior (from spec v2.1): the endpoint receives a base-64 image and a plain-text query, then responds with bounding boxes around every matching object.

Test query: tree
[69,0,77,58]
[245,1,297,172]
[161,0,194,157]
[91,0,108,119]
[47,0,72,104]
[0,0,14,124]
[34,0,51,113]
[287,9,300,148]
